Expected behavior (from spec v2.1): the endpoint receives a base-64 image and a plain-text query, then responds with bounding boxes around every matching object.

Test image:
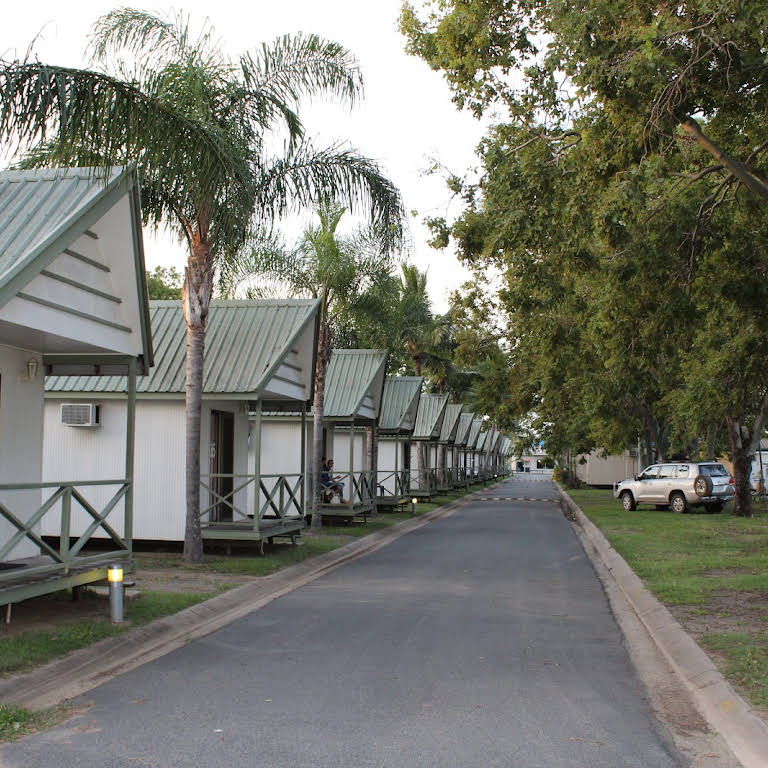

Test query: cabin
[318,349,388,521]
[466,418,484,481]
[409,393,449,499]
[376,376,422,511]
[485,429,502,479]
[476,429,490,481]
[452,411,474,488]
[433,403,463,492]
[0,166,152,610]
[45,299,319,549]
[499,437,513,475]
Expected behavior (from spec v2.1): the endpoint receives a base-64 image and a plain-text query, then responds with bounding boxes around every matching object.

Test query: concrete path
[2,477,682,768]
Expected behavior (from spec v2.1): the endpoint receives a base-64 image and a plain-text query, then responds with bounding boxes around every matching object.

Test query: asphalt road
[2,476,681,768]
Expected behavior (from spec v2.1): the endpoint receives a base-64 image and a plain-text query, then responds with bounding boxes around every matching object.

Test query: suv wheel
[621,491,636,511]
[670,492,688,514]
[694,474,713,497]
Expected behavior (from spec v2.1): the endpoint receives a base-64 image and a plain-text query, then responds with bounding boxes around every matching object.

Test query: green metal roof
[378,376,423,433]
[455,412,474,445]
[477,430,489,451]
[467,418,483,449]
[0,165,153,370]
[439,403,463,443]
[46,299,318,396]
[412,393,449,440]
[323,349,388,421]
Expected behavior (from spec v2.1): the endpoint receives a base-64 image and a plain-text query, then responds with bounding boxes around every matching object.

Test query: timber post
[125,356,136,555]
[252,399,262,534]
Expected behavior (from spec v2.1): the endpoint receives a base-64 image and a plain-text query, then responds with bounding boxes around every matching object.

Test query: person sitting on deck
[321,459,346,503]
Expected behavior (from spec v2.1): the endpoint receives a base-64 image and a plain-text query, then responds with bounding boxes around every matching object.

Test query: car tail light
[729,476,735,485]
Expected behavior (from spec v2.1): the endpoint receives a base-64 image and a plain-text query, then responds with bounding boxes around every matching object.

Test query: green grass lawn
[0,591,214,679]
[567,487,768,709]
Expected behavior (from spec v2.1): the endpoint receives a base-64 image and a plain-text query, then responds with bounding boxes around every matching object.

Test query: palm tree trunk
[182,238,214,564]
[311,310,331,530]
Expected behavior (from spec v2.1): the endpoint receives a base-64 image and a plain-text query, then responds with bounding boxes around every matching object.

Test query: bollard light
[108,563,126,623]
[411,497,418,515]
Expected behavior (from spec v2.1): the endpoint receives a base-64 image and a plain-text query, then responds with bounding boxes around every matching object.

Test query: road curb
[0,483,502,711]
[555,482,768,768]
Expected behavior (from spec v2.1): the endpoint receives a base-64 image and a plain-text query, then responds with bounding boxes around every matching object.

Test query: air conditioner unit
[61,403,101,427]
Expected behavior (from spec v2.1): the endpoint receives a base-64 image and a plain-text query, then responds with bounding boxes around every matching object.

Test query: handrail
[0,480,131,582]
[320,470,375,506]
[376,468,409,497]
[200,472,305,528]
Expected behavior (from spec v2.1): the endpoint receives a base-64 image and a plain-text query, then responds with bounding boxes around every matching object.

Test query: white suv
[613,462,734,514]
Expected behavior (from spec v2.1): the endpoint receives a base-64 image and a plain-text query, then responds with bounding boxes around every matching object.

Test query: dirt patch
[670,589,768,638]
[133,568,249,594]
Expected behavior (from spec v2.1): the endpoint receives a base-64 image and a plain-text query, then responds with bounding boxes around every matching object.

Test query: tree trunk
[726,416,753,517]
[182,237,214,564]
[706,422,718,460]
[438,444,446,486]
[311,312,331,531]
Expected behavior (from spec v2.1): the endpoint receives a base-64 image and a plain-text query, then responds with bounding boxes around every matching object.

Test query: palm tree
[0,9,402,562]
[219,200,397,528]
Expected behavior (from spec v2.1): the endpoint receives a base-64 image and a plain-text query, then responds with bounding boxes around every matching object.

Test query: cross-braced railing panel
[376,469,410,498]
[0,480,131,581]
[200,473,306,527]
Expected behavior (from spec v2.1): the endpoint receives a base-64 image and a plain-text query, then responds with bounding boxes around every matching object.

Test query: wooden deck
[0,552,131,607]
[201,517,305,542]
[375,495,407,512]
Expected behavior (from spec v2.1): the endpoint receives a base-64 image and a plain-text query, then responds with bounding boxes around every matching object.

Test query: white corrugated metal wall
[0,345,45,559]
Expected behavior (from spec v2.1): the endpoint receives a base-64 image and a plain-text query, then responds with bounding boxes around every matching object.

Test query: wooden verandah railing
[199,472,306,549]
[0,479,133,606]
[375,468,409,509]
[318,470,376,520]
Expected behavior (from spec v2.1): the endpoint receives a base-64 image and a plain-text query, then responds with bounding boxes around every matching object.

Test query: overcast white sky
[1,1,487,311]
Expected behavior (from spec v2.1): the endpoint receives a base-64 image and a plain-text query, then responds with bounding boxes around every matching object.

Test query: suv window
[700,463,729,477]
[677,464,690,477]
[639,466,659,480]
[659,465,675,478]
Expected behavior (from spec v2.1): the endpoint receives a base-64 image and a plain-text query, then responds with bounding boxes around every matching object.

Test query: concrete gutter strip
[0,485,496,711]
[556,483,768,768]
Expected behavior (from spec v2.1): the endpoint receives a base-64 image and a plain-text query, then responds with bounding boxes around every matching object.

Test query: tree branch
[681,117,768,202]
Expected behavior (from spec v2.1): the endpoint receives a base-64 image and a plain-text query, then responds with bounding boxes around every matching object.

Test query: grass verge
[0,704,77,742]
[566,487,768,709]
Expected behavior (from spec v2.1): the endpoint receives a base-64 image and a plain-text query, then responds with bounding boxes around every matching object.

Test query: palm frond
[0,60,252,238]
[257,142,405,249]
[218,233,316,299]
[240,34,362,149]
[90,8,226,76]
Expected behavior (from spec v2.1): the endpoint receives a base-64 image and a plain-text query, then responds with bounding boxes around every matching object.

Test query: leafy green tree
[146,266,183,300]
[401,0,768,514]
[1,9,403,559]
[219,200,397,528]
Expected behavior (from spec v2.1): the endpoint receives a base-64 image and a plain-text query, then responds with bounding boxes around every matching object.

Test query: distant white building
[574,449,640,486]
